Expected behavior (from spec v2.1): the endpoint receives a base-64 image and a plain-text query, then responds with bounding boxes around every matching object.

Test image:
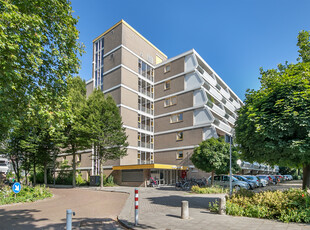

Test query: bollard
[181,201,189,219]
[134,188,139,226]
[218,197,226,215]
[66,209,75,230]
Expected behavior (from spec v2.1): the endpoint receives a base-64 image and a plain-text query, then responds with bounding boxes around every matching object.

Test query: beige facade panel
[125,128,138,147]
[155,110,193,133]
[154,57,185,82]
[120,107,138,129]
[121,47,139,73]
[155,128,203,149]
[86,81,94,97]
[103,68,122,91]
[121,67,138,91]
[120,148,138,165]
[121,87,138,110]
[103,23,122,54]
[78,152,92,168]
[104,158,120,167]
[154,149,194,166]
[105,88,121,105]
[155,75,185,99]
[155,91,193,116]
[103,47,122,72]
[122,23,166,65]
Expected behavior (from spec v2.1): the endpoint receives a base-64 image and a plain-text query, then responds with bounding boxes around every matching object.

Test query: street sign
[12,182,21,194]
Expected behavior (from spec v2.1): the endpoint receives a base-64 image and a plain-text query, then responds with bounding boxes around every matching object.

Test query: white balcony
[214,118,232,133]
[211,104,226,117]
[226,114,236,124]
[197,66,217,87]
[224,100,235,113]
[208,87,223,102]
[220,88,231,100]
[232,99,240,109]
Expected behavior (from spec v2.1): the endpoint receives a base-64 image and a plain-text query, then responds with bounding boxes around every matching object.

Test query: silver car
[208,175,250,190]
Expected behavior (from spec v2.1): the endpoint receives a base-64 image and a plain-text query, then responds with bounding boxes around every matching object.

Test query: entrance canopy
[112,164,188,170]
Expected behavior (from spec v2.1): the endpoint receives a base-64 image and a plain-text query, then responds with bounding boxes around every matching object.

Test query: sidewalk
[99,186,310,230]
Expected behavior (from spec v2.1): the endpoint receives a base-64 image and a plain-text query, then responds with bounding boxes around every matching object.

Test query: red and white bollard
[134,188,139,226]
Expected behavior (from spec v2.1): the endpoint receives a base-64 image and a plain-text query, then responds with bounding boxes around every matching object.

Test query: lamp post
[225,134,233,196]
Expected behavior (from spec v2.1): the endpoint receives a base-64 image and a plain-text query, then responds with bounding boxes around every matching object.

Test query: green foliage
[30,170,53,184]
[209,200,219,213]
[191,185,228,194]
[190,137,241,176]
[0,185,52,205]
[0,0,84,141]
[106,175,114,186]
[55,160,72,185]
[226,188,310,223]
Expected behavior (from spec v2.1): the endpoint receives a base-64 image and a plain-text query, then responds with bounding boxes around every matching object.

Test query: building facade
[59,20,277,186]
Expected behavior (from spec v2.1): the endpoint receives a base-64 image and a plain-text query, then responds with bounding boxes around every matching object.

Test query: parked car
[233,175,256,190]
[207,175,250,190]
[243,175,260,188]
[257,175,273,185]
[275,175,284,182]
[285,175,293,180]
[269,175,279,184]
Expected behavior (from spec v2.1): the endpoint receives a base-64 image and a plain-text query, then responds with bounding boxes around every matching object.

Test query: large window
[164,96,177,107]
[170,113,183,123]
[138,59,154,81]
[94,37,104,90]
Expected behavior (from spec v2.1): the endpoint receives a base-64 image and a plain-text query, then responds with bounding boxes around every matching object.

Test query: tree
[235,30,310,189]
[63,76,90,187]
[0,0,83,141]
[87,90,128,188]
[190,137,240,185]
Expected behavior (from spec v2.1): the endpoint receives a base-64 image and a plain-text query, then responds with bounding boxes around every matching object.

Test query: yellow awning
[112,164,188,170]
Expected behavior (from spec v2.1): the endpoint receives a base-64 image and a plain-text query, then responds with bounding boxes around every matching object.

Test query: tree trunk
[25,170,28,186]
[100,158,104,188]
[44,164,47,185]
[72,145,76,188]
[33,158,36,186]
[302,164,310,190]
[211,171,214,186]
[16,159,20,182]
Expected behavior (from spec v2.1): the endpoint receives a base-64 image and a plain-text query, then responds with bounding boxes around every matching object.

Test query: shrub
[226,188,310,223]
[191,185,228,194]
[0,185,52,205]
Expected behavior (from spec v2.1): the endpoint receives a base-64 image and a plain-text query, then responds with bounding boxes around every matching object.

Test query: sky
[71,0,310,101]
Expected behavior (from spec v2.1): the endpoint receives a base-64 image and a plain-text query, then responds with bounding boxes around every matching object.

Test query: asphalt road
[0,188,128,230]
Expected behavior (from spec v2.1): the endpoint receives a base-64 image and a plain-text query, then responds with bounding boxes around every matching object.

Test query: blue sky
[71,0,310,100]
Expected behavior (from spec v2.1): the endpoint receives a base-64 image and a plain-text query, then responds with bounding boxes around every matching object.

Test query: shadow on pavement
[146,195,219,209]
[119,219,156,229]
[0,208,123,230]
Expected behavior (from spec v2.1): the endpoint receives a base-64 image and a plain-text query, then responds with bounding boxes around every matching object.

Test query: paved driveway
[0,188,128,229]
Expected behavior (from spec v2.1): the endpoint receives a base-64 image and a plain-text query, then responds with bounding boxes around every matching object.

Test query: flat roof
[93,19,167,59]
[113,164,188,170]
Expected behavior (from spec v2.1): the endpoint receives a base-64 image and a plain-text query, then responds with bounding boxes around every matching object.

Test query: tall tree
[235,30,310,189]
[190,137,240,185]
[63,76,90,187]
[87,90,128,188]
[0,0,83,141]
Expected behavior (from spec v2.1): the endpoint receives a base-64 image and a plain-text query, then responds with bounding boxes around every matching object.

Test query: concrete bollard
[218,197,226,215]
[181,201,189,219]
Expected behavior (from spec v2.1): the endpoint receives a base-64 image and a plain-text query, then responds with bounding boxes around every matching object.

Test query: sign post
[12,182,21,199]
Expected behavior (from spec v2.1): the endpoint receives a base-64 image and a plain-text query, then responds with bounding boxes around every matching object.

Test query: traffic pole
[134,188,138,226]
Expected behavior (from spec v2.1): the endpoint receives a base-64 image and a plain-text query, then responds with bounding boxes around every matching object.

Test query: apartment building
[60,20,276,186]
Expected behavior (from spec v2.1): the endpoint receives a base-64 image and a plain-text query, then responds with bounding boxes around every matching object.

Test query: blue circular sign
[12,182,21,194]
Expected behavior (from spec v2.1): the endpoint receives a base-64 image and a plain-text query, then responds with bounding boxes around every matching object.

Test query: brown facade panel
[122,23,166,65]
[78,152,92,168]
[86,81,94,97]
[124,128,138,147]
[155,110,194,133]
[104,158,120,167]
[154,57,185,82]
[105,87,121,105]
[120,148,138,165]
[155,75,185,99]
[120,107,138,129]
[103,24,122,54]
[103,48,121,72]
[154,128,203,149]
[121,87,138,110]
[154,149,194,166]
[103,68,121,91]
[121,47,139,73]
[121,67,138,91]
[155,91,193,115]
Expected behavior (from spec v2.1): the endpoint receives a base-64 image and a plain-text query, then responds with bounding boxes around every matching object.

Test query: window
[176,131,183,141]
[214,176,220,181]
[170,113,183,123]
[164,80,171,90]
[164,64,171,73]
[77,154,81,162]
[177,150,183,159]
[164,96,177,107]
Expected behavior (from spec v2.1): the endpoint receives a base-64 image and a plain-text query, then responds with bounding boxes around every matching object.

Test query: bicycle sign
[12,182,21,194]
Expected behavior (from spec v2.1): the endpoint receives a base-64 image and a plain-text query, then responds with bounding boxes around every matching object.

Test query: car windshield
[245,176,256,180]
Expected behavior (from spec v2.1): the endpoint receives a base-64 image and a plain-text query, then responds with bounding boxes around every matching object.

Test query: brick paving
[100,182,310,230]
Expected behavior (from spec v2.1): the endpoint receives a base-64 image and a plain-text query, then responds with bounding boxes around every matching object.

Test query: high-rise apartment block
[69,20,245,186]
